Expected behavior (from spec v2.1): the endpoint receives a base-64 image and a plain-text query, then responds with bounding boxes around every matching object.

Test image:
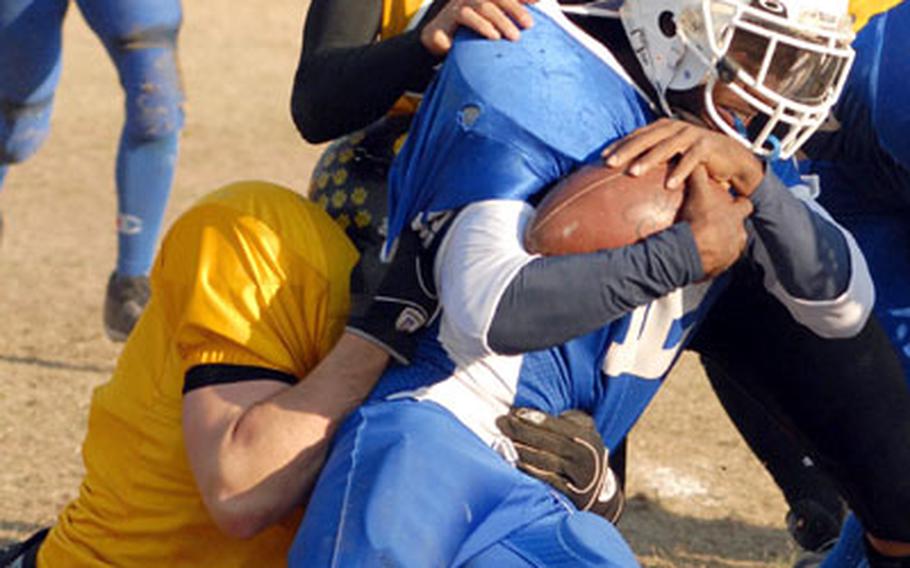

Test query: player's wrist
[662,222,706,284]
[339,330,395,364]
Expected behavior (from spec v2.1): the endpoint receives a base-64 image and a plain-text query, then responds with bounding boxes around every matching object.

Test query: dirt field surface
[0,2,799,566]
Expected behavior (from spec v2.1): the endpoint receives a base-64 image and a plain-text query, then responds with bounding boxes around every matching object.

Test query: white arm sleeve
[434,200,539,361]
[753,193,874,339]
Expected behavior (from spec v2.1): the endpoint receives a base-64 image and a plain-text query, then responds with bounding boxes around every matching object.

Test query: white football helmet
[563,0,856,158]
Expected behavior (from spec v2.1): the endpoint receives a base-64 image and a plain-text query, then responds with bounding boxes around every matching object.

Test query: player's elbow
[787,283,874,339]
[205,492,273,540]
[290,70,335,144]
[290,98,331,144]
[826,258,876,338]
[812,301,872,339]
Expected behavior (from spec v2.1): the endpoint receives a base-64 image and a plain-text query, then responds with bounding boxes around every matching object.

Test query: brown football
[524,163,684,256]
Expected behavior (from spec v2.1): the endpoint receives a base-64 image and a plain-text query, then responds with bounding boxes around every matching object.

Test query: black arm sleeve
[747,169,851,300]
[488,224,704,354]
[291,0,442,143]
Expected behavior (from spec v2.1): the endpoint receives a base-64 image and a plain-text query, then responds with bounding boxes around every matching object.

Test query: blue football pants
[290,399,639,567]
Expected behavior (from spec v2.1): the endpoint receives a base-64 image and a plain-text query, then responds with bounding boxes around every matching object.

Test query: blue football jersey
[377,1,872,454]
[385,1,655,253]
[802,0,910,213]
[376,3,722,451]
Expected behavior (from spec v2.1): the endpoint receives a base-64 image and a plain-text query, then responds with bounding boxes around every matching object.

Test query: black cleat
[787,499,845,554]
[103,271,150,342]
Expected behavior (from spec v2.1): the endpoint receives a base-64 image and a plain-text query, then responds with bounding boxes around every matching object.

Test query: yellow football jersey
[851,0,902,30]
[381,0,435,116]
[38,181,357,567]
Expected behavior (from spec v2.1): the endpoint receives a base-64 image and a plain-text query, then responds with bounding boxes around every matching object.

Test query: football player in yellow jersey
[0,2,569,566]
[0,180,437,567]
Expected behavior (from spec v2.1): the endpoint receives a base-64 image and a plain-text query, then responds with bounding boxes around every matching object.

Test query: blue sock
[114,131,178,277]
[823,515,870,568]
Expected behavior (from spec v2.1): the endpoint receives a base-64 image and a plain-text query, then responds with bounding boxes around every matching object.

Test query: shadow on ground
[0,521,45,547]
[0,354,114,376]
[622,495,795,567]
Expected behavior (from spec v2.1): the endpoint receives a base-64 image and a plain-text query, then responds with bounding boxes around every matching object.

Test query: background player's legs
[0,0,68,199]
[813,212,910,568]
[690,262,910,548]
[76,0,184,340]
[701,356,845,552]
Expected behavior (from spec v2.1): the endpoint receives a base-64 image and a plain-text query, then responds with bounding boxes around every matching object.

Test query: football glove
[496,407,624,523]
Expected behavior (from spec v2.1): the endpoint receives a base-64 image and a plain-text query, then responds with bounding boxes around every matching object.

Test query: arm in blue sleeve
[488,223,704,354]
[748,169,851,300]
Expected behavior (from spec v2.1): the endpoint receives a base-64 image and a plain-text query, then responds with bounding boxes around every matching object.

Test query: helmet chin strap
[732,114,782,161]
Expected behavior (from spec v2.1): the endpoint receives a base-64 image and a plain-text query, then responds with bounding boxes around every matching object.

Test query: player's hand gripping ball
[524,163,684,255]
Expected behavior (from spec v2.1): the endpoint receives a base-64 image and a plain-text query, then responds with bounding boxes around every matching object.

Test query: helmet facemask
[680,0,855,158]
[612,0,855,159]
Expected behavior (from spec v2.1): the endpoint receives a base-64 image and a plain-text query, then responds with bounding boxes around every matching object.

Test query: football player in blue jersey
[287,0,910,565]
[0,0,184,340]
[291,2,910,562]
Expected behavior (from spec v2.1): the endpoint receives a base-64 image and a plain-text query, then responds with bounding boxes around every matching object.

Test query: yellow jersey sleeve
[851,0,902,30]
[153,181,359,381]
[380,0,433,39]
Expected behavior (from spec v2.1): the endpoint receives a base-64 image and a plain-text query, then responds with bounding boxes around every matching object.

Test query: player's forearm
[207,334,388,538]
[747,169,851,300]
[436,200,702,356]
[488,224,703,354]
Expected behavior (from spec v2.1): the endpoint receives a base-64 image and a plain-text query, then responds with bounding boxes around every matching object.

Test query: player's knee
[0,100,52,164]
[115,29,184,142]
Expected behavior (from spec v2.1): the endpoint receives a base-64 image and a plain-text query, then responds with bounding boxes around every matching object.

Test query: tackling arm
[182,334,388,539]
